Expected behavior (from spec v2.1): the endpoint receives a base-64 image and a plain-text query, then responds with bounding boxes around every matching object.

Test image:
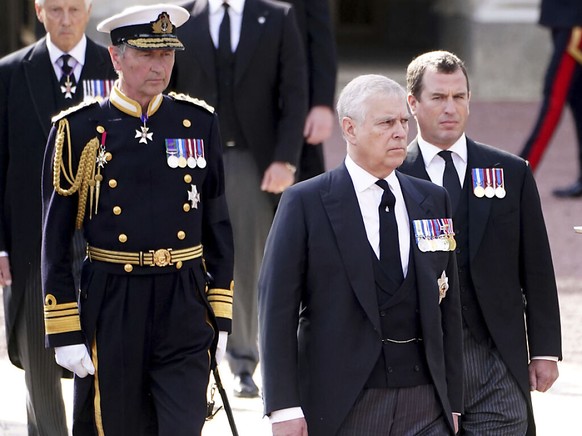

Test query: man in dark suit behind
[399,50,562,435]
[0,0,115,433]
[281,0,337,182]
[172,0,307,397]
[259,75,463,435]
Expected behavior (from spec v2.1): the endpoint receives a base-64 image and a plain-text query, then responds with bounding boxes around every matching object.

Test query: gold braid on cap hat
[53,118,99,229]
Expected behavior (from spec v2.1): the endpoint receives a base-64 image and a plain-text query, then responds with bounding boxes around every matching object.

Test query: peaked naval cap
[97,4,190,51]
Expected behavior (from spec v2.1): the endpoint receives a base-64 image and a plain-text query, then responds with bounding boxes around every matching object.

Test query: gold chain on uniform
[53,118,100,229]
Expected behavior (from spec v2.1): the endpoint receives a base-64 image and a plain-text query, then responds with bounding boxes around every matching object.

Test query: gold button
[177,231,186,240]
[183,203,191,212]
[184,174,192,183]
[118,234,127,243]
[176,261,183,270]
[109,179,117,188]
[183,119,191,128]
[105,152,112,161]
[124,264,133,273]
[113,206,122,215]
[96,125,105,133]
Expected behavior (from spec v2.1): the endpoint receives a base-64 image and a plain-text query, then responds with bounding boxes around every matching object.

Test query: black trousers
[73,266,214,436]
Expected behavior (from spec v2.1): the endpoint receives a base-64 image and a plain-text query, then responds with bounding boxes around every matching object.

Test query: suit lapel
[466,139,494,262]
[23,38,57,138]
[78,39,110,82]
[183,0,216,82]
[321,165,380,333]
[235,1,267,84]
[406,138,495,264]
[398,172,444,330]
[403,139,431,181]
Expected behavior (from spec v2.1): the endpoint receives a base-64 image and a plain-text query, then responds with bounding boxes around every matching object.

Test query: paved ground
[2,96,582,434]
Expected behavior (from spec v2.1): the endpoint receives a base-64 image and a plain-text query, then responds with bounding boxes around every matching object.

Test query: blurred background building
[0,0,549,100]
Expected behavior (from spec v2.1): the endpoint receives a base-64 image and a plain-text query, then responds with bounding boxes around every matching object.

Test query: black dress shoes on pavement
[233,372,260,398]
[553,180,582,198]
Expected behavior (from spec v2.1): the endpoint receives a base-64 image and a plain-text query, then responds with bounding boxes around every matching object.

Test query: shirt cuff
[269,407,304,424]
[0,251,8,257]
[531,356,559,362]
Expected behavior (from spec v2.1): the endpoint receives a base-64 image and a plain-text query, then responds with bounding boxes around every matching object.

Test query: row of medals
[472,168,505,199]
[414,219,456,253]
[165,139,207,169]
[418,234,457,253]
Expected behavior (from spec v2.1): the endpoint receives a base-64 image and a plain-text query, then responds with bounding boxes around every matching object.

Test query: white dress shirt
[208,0,245,51]
[46,34,87,83]
[345,155,410,276]
[416,134,468,188]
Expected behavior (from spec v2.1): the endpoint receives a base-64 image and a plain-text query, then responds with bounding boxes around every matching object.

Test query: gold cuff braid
[53,119,100,229]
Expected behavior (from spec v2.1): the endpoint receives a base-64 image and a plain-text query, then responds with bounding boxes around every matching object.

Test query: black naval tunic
[41,86,234,435]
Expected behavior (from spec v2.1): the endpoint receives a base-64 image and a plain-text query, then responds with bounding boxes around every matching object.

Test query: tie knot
[222,2,229,11]
[60,54,73,75]
[438,150,454,164]
[375,179,389,191]
[376,179,396,210]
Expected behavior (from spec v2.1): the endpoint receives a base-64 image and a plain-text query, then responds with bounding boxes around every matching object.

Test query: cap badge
[151,12,174,34]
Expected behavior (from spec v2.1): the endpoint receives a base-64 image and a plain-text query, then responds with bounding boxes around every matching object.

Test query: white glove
[215,331,228,366]
[55,344,95,378]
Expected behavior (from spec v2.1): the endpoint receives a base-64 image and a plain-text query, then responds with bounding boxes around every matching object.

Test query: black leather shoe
[553,180,582,198]
[233,373,259,398]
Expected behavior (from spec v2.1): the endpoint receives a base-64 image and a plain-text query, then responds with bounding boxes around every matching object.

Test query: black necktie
[439,150,461,211]
[376,179,404,285]
[218,3,232,59]
[59,54,77,98]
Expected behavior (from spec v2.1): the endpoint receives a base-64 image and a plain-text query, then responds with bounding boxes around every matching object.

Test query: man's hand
[0,256,12,287]
[272,417,308,436]
[261,162,295,194]
[453,414,459,434]
[304,106,334,145]
[55,344,95,378]
[215,331,228,366]
[529,359,559,392]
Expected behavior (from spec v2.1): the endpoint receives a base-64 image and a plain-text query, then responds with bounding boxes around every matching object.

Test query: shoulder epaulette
[51,98,101,123]
[169,92,215,114]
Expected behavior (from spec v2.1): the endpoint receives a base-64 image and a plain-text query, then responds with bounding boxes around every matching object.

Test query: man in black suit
[519,0,582,197]
[172,0,307,397]
[281,0,337,182]
[259,75,463,436]
[0,0,115,433]
[400,50,562,435]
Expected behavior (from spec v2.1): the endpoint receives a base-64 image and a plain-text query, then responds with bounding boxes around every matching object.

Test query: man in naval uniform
[41,4,234,435]
[0,0,115,434]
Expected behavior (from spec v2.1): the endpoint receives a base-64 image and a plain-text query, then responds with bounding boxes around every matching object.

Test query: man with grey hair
[400,50,561,435]
[258,74,463,435]
[0,0,114,433]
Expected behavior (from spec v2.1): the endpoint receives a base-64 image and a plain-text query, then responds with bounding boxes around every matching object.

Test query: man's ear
[407,93,417,115]
[35,3,44,23]
[108,46,120,71]
[341,116,356,143]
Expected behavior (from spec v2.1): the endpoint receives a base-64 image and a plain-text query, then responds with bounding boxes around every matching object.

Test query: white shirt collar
[46,34,87,67]
[345,154,401,193]
[417,133,468,166]
[209,0,245,15]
